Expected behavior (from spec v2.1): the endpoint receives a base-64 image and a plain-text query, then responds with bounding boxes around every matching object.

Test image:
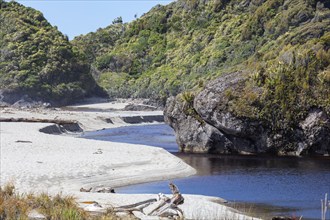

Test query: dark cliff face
[164,71,330,156]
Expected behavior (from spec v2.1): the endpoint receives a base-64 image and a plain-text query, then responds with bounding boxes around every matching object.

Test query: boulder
[164,72,330,156]
[164,97,233,153]
[300,109,330,155]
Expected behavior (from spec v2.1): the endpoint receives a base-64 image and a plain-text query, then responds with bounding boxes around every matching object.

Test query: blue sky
[17,0,173,39]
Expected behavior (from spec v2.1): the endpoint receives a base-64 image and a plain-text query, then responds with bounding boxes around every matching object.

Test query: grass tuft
[0,182,29,220]
[0,183,121,220]
[34,193,88,219]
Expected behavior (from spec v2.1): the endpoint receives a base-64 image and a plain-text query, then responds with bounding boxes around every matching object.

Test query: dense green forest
[0,0,104,105]
[73,0,330,109]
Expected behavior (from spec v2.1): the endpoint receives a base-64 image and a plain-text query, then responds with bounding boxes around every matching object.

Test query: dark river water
[81,124,330,220]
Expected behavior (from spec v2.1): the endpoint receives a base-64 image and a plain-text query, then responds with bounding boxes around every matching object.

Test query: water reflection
[176,153,330,176]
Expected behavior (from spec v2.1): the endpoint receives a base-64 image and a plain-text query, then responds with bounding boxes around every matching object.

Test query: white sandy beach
[0,102,260,220]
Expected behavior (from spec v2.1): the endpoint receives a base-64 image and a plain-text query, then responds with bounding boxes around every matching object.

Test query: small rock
[93,149,103,154]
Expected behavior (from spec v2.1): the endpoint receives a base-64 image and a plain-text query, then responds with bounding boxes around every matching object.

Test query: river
[81,124,330,219]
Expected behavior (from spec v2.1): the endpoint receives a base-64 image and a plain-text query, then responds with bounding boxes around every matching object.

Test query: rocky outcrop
[164,72,330,156]
[164,96,231,153]
[300,109,330,155]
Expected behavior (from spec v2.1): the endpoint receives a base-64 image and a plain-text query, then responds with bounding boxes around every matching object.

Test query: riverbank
[0,102,260,219]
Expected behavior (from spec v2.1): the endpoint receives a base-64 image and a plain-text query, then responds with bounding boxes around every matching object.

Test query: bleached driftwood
[80,186,115,193]
[114,183,185,219]
[115,199,157,215]
[80,187,92,192]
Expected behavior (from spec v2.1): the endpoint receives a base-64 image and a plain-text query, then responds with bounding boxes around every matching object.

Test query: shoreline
[0,103,261,219]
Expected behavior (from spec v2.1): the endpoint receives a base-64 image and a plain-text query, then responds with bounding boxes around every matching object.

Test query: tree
[112,16,123,24]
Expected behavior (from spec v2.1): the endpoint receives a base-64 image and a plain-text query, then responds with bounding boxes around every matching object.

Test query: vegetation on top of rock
[73,0,330,128]
[0,1,105,105]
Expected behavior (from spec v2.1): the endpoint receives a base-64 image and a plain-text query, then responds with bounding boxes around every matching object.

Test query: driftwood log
[80,187,92,192]
[115,199,157,215]
[0,117,77,124]
[114,183,184,219]
[80,187,115,193]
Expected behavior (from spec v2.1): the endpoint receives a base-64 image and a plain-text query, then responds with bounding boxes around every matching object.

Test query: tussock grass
[0,183,120,220]
[0,182,29,220]
[33,193,87,219]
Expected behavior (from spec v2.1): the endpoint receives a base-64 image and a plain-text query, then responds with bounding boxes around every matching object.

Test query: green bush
[0,1,101,105]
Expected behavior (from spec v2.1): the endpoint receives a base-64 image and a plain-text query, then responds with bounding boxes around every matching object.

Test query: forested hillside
[0,1,105,105]
[73,0,330,155]
[1,0,329,115]
[73,0,330,108]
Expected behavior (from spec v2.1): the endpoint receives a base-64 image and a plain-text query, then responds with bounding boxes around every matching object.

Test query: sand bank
[0,104,260,219]
[0,122,194,193]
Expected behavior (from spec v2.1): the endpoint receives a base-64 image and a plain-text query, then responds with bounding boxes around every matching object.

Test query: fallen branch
[115,202,154,215]
[116,199,157,210]
[148,194,170,215]
[0,117,77,124]
[169,182,184,205]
